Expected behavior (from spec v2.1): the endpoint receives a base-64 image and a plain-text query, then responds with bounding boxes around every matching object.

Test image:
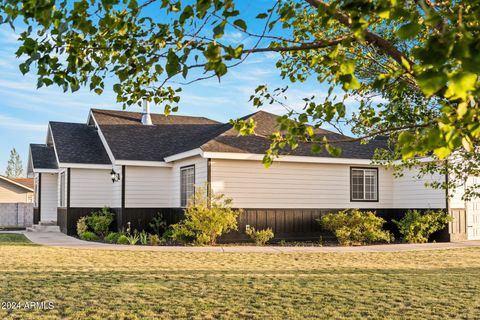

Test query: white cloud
[0,114,45,132]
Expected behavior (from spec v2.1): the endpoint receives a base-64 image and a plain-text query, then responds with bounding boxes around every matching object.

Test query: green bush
[393,210,452,243]
[104,232,119,243]
[245,226,274,246]
[80,231,98,241]
[86,207,114,237]
[117,235,129,245]
[148,234,161,246]
[170,187,240,245]
[319,209,392,246]
[76,216,88,236]
[149,213,167,236]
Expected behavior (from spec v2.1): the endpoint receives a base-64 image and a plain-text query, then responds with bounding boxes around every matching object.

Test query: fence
[0,203,34,228]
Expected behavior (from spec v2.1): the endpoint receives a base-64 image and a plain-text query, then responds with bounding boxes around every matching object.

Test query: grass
[0,233,32,245]
[1,237,480,319]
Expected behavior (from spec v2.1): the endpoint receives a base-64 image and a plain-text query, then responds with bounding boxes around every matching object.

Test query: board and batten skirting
[57,207,451,242]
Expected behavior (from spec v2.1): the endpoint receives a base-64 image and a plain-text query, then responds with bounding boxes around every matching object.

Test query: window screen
[180,166,195,207]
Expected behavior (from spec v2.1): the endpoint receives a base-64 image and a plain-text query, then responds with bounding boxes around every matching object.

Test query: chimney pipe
[141,99,153,125]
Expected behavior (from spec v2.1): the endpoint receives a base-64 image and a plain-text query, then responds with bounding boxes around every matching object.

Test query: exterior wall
[125,166,172,208]
[0,203,34,227]
[69,168,121,208]
[392,170,446,209]
[41,173,58,221]
[0,179,32,203]
[170,156,208,207]
[210,159,446,209]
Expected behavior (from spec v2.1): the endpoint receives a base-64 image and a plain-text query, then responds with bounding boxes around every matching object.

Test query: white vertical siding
[392,169,446,208]
[41,173,58,221]
[69,168,120,208]
[171,156,208,207]
[210,159,393,209]
[125,166,172,208]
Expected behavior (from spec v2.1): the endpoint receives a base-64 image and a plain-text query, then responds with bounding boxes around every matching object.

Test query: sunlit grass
[1,238,480,319]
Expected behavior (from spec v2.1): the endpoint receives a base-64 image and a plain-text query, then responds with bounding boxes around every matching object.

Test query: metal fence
[0,203,34,228]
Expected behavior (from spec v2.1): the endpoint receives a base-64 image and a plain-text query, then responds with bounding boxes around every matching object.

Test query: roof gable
[30,144,58,170]
[49,122,111,165]
[0,176,34,191]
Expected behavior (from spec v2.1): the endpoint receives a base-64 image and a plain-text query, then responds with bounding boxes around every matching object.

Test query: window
[351,168,378,201]
[60,172,66,207]
[180,166,195,207]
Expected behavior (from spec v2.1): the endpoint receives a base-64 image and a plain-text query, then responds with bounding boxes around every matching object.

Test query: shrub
[148,234,161,246]
[76,216,88,236]
[80,231,98,241]
[117,235,129,245]
[104,232,119,243]
[126,232,140,245]
[245,226,274,246]
[139,231,148,245]
[170,187,240,245]
[86,207,114,237]
[319,209,392,246]
[393,210,452,243]
[149,213,167,236]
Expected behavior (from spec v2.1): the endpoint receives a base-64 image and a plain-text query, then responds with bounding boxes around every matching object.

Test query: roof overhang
[58,163,113,169]
[0,176,34,192]
[114,160,173,167]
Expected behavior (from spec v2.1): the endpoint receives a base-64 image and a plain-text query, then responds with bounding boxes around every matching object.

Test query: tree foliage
[1,0,480,196]
[5,148,23,177]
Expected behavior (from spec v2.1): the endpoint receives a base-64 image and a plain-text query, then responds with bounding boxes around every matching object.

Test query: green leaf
[433,147,451,159]
[233,19,247,31]
[417,70,447,96]
[166,50,180,77]
[445,72,477,100]
[396,22,421,40]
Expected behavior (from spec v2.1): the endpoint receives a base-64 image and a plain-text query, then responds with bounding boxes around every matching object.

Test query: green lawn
[1,234,480,319]
[0,233,32,245]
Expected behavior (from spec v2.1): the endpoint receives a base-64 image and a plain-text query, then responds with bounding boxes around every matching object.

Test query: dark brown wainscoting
[33,208,40,225]
[57,207,449,242]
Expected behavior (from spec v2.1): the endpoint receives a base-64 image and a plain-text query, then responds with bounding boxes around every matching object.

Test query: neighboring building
[0,176,34,203]
[26,105,479,241]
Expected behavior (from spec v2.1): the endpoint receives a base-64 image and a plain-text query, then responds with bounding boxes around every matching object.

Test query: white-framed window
[180,165,195,207]
[351,168,378,201]
[60,172,66,207]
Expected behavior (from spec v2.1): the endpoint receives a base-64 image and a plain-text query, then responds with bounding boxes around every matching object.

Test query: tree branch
[243,35,354,53]
[304,0,415,69]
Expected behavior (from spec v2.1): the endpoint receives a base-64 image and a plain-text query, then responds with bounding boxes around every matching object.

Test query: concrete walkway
[11,231,480,253]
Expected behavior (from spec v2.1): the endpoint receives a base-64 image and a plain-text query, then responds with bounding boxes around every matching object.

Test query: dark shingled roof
[49,122,111,165]
[29,144,58,169]
[91,109,227,161]
[200,111,389,159]
[83,108,389,161]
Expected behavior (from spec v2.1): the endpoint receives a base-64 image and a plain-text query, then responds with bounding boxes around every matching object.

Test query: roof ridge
[91,108,219,122]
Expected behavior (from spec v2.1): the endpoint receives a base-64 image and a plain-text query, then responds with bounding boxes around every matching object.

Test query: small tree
[170,187,240,245]
[5,148,23,177]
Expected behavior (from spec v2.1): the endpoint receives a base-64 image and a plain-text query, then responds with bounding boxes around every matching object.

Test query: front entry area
[38,173,58,223]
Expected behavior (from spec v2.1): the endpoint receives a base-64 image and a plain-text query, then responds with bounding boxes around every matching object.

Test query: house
[0,176,34,203]
[26,103,479,241]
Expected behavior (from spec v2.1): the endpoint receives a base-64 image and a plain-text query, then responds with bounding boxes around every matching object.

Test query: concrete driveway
[13,231,480,253]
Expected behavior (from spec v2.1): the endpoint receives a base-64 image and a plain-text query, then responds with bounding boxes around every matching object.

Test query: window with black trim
[351,168,378,201]
[180,166,195,207]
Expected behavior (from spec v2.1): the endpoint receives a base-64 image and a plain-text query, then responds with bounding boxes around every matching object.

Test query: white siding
[125,166,171,208]
[171,156,208,207]
[0,179,31,203]
[69,168,120,208]
[41,173,58,221]
[210,159,393,209]
[211,159,446,209]
[392,170,446,208]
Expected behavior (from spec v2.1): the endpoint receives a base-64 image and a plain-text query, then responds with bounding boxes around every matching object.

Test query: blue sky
[0,3,367,175]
